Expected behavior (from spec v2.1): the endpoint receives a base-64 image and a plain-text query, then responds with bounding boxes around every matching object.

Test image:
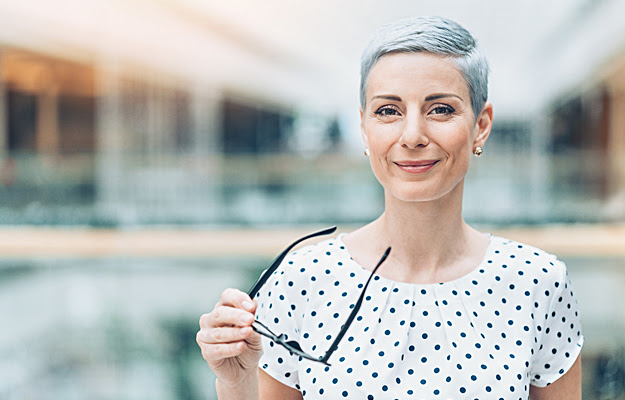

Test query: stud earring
[473,146,483,157]
[364,149,370,157]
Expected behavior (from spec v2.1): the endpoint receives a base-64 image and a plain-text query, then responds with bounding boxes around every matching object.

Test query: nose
[398,114,429,149]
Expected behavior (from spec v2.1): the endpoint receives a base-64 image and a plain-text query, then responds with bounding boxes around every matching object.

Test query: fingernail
[240,327,251,335]
[240,314,253,324]
[242,300,253,310]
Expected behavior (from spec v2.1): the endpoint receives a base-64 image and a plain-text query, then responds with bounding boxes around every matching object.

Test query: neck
[371,180,476,274]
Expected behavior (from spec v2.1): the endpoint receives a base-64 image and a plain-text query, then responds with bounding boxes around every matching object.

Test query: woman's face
[361,52,492,203]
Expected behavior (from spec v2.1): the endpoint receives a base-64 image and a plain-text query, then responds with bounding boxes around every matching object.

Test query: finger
[200,305,255,329]
[220,288,257,313]
[197,326,253,345]
[201,341,246,362]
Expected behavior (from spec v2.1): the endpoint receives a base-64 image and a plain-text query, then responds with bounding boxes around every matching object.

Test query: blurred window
[7,89,37,153]
[550,90,609,196]
[221,98,292,154]
[58,94,96,154]
[489,121,531,151]
[173,90,192,151]
[551,90,609,153]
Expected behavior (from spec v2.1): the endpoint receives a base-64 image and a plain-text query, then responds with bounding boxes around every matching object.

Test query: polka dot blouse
[254,234,584,399]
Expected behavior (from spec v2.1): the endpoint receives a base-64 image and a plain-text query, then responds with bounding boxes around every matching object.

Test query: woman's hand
[197,288,263,388]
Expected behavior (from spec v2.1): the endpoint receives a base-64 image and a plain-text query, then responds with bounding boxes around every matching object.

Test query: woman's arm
[215,368,259,400]
[529,354,582,400]
[259,369,304,400]
[197,288,264,400]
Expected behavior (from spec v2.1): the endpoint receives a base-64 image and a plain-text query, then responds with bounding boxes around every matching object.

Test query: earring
[473,146,483,157]
[364,149,370,157]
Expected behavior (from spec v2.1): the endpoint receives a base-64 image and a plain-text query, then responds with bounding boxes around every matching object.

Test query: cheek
[439,122,474,154]
[365,123,398,150]
[449,135,471,156]
[436,126,474,174]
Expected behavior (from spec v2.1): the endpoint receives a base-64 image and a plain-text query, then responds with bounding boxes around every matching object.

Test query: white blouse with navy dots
[254,234,583,399]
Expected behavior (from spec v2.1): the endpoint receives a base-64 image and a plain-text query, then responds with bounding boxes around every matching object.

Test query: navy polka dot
[253,234,583,398]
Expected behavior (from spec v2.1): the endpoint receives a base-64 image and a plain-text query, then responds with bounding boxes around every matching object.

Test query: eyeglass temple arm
[320,246,391,365]
[247,226,337,299]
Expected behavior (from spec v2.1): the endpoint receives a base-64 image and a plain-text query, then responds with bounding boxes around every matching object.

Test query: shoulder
[255,236,354,308]
[488,235,568,286]
[282,236,347,268]
[276,236,351,283]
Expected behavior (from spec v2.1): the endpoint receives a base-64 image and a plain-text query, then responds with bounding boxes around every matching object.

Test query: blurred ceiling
[1,0,625,120]
[170,0,625,117]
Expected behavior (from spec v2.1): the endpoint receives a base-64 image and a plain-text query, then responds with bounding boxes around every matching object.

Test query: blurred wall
[1,2,625,399]
[0,0,625,225]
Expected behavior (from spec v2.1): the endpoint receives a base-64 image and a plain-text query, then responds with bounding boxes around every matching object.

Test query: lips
[395,160,438,167]
[394,160,439,173]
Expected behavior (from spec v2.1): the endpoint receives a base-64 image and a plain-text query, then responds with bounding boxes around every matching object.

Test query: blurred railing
[0,150,622,226]
[0,245,624,400]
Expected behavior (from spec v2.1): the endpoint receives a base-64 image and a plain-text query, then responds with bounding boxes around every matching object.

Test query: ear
[360,106,370,150]
[472,101,493,149]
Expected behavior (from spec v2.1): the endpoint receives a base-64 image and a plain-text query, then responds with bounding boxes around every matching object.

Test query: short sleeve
[531,260,584,387]
[253,255,303,390]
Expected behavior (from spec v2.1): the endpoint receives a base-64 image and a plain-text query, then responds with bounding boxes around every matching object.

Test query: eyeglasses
[248,226,391,366]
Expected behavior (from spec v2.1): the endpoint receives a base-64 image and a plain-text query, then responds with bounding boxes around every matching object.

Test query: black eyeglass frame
[248,226,391,366]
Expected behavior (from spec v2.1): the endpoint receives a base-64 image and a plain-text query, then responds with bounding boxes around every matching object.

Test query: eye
[374,106,401,117]
[430,105,455,115]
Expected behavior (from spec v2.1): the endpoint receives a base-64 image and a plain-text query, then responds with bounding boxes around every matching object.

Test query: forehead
[367,52,470,99]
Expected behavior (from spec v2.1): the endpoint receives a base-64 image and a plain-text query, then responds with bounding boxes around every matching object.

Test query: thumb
[246,328,263,351]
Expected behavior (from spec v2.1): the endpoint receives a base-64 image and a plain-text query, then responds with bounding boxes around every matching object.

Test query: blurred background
[0,0,624,398]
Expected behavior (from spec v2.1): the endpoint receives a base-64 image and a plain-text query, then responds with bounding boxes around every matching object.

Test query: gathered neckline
[334,232,496,288]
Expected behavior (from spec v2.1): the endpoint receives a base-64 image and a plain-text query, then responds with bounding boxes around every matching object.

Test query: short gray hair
[360,16,489,119]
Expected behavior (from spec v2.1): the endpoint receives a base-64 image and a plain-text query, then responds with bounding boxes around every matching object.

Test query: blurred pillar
[606,89,625,199]
[601,53,625,218]
[36,86,59,157]
[95,60,124,221]
[146,79,161,167]
[145,78,161,210]
[192,88,221,157]
[191,88,222,219]
[528,116,551,222]
[0,52,6,158]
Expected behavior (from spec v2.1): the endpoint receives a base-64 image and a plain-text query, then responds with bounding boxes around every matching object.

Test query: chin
[387,185,443,203]
[384,178,463,204]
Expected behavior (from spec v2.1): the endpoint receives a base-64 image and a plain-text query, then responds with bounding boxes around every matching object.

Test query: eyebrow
[370,95,402,102]
[370,93,463,103]
[424,93,462,102]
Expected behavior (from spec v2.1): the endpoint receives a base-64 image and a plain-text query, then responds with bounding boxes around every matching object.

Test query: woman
[197,16,583,399]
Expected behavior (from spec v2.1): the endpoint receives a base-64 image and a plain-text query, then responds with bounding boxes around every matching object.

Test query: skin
[348,52,493,286]
[530,355,582,399]
[197,51,581,399]
[196,288,302,400]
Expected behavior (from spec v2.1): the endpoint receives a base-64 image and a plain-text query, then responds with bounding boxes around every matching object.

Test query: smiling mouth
[394,160,439,173]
